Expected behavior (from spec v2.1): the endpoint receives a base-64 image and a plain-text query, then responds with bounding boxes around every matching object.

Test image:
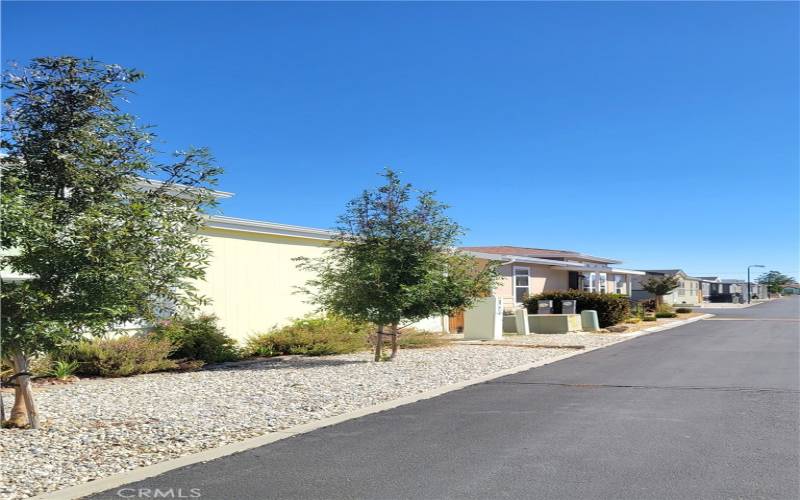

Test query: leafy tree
[638,275,681,306]
[297,169,497,361]
[757,271,794,295]
[0,57,221,428]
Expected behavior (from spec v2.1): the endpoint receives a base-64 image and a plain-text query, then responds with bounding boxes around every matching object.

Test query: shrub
[624,317,642,324]
[655,312,678,318]
[65,335,177,377]
[675,307,692,313]
[49,360,80,380]
[656,303,674,314]
[639,299,657,312]
[397,329,448,349]
[152,315,239,363]
[642,316,657,322]
[246,316,372,357]
[524,291,630,327]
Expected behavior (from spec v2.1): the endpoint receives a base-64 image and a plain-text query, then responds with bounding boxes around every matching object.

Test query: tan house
[630,269,702,305]
[459,246,645,311]
[195,215,448,342]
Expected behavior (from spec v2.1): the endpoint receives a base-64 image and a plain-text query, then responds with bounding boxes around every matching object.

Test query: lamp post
[747,265,765,304]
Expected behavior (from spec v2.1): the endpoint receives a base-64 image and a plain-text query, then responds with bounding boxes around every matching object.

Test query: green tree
[638,275,681,307]
[297,169,497,361]
[1,57,222,428]
[757,271,794,295]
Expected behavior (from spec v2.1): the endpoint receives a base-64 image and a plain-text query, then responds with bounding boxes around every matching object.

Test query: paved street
[93,298,800,500]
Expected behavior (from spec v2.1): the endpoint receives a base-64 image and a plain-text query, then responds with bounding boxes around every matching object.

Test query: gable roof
[459,246,621,264]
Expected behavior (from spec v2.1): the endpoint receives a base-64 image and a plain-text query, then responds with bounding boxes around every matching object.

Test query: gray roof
[641,269,684,275]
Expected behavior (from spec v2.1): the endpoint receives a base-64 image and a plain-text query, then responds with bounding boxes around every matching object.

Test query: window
[598,273,607,293]
[513,267,530,304]
[615,274,625,294]
[582,272,596,292]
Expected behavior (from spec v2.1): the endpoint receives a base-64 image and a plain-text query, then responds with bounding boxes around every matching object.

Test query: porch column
[626,274,632,296]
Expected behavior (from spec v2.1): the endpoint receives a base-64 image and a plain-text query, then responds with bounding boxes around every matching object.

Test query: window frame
[513,266,531,305]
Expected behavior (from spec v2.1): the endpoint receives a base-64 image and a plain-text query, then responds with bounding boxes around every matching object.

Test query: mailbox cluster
[537,299,577,315]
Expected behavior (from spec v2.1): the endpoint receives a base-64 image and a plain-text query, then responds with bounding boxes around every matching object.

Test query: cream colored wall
[494,263,569,310]
[195,228,328,342]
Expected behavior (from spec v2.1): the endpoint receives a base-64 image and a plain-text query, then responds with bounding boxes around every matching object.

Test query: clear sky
[3,1,798,280]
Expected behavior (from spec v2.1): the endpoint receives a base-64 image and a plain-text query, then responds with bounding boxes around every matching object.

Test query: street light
[747,265,765,304]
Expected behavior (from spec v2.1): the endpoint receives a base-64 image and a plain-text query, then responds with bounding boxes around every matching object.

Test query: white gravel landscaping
[0,344,575,499]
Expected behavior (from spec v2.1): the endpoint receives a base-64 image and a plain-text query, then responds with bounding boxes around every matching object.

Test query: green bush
[152,315,239,363]
[655,312,678,318]
[675,307,692,313]
[524,291,630,327]
[49,359,80,380]
[65,335,177,377]
[246,316,372,357]
[642,316,657,322]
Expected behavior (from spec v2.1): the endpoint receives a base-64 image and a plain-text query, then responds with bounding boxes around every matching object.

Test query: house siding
[494,262,569,310]
[195,227,330,342]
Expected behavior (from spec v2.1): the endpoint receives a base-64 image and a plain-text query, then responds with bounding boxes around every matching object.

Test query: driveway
[91,298,800,500]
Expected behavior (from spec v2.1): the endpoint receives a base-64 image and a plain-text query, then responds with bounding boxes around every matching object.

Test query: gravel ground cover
[1,344,574,499]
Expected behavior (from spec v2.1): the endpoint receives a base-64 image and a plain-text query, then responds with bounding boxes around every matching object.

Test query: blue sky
[3,1,798,280]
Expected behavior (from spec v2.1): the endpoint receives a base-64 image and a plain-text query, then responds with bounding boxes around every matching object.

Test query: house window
[615,274,625,294]
[598,273,607,293]
[582,272,596,292]
[513,267,530,304]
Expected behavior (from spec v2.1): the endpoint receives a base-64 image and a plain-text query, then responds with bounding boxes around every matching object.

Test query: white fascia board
[608,268,646,276]
[204,215,334,241]
[460,250,574,267]
[556,265,645,275]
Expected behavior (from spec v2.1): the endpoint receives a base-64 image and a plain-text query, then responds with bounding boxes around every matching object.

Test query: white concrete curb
[34,313,714,500]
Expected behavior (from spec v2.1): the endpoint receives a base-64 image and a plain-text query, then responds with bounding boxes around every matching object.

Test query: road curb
[34,313,713,500]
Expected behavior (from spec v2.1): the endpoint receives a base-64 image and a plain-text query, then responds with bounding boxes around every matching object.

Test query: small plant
[396,329,448,349]
[656,303,674,314]
[642,316,657,322]
[675,307,692,313]
[246,316,372,357]
[48,360,80,380]
[655,312,678,318]
[63,335,177,377]
[152,315,240,364]
[624,317,642,324]
[639,299,657,313]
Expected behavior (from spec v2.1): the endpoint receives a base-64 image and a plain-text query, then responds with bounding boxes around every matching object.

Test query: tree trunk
[388,322,399,360]
[12,354,39,429]
[374,325,384,362]
[6,387,28,428]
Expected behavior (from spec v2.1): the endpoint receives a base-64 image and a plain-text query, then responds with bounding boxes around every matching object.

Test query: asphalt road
[92,298,800,500]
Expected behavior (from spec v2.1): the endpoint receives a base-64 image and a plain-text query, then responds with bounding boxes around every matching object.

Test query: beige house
[630,269,702,306]
[459,245,645,311]
[195,215,447,342]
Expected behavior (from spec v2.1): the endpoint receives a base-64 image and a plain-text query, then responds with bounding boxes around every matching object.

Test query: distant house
[631,270,702,305]
[782,283,800,295]
[697,276,722,301]
[459,246,644,310]
[696,277,769,303]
